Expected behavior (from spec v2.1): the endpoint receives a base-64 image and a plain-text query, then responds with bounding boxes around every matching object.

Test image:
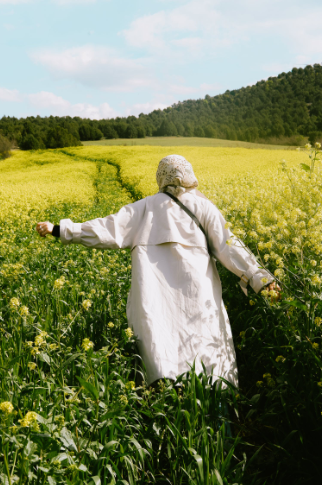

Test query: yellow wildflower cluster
[119,395,128,405]
[20,306,29,317]
[125,381,135,390]
[82,299,92,311]
[125,327,134,339]
[276,355,286,363]
[315,317,322,326]
[0,401,14,414]
[263,373,275,388]
[9,297,20,310]
[19,411,39,430]
[54,276,66,290]
[1,263,24,281]
[82,338,94,351]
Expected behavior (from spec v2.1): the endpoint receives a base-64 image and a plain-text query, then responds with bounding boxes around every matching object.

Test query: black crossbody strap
[164,191,212,255]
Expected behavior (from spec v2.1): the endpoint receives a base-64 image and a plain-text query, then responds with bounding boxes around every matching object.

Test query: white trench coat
[60,189,272,386]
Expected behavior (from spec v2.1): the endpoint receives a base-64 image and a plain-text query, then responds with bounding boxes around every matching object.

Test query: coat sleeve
[204,202,274,294]
[59,198,146,250]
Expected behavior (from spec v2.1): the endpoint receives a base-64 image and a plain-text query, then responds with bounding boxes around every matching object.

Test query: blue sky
[1,0,322,119]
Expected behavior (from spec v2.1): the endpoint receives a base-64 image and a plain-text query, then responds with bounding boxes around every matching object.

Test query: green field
[82,136,297,150]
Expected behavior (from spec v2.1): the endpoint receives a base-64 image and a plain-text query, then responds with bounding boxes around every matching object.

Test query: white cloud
[51,0,96,4]
[199,83,222,94]
[0,87,21,102]
[122,0,322,66]
[0,0,95,3]
[31,45,154,92]
[28,91,118,119]
[168,84,197,95]
[125,101,169,117]
[122,0,223,56]
[0,0,32,3]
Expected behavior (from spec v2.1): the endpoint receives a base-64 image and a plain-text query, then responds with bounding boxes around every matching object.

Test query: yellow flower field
[66,145,308,199]
[0,150,96,224]
[1,144,322,484]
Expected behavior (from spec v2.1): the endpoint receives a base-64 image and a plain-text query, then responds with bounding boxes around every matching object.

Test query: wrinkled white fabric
[60,189,273,386]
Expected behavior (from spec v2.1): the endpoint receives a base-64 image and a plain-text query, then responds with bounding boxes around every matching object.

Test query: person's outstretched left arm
[36,199,145,250]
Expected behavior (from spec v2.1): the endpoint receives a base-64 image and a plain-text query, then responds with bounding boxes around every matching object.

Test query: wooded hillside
[1,63,322,149]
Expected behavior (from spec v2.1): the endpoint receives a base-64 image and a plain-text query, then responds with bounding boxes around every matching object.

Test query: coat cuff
[249,270,274,294]
[60,219,82,245]
[239,268,274,295]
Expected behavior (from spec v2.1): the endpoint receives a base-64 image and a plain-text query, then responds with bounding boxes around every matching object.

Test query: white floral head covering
[156,155,198,194]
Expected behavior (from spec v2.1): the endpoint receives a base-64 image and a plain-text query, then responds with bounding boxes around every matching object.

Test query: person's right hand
[267,281,282,301]
[36,221,54,238]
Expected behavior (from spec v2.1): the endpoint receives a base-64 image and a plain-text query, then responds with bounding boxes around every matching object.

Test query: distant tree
[204,126,216,138]
[158,120,171,136]
[137,125,146,138]
[175,123,185,136]
[46,126,81,149]
[144,124,153,136]
[184,123,194,137]
[92,128,103,140]
[20,134,42,150]
[126,124,138,138]
[168,122,178,136]
[194,126,205,137]
[115,122,128,138]
[0,134,12,159]
[103,125,119,139]
[308,131,322,145]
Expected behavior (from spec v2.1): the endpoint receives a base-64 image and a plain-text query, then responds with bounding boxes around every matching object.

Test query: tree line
[1,63,322,152]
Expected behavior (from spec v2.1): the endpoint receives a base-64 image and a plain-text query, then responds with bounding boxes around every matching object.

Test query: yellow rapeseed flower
[120,395,128,405]
[82,299,92,311]
[125,327,134,339]
[9,297,20,310]
[0,401,14,414]
[82,338,94,351]
[20,306,29,316]
[54,277,65,290]
[125,381,135,390]
[275,355,286,363]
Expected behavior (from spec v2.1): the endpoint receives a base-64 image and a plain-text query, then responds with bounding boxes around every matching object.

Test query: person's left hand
[36,221,54,238]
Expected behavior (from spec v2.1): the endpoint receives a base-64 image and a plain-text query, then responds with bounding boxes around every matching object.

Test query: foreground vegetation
[1,145,322,484]
[1,64,322,149]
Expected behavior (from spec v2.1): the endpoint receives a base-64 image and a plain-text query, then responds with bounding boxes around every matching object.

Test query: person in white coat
[36,155,279,387]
